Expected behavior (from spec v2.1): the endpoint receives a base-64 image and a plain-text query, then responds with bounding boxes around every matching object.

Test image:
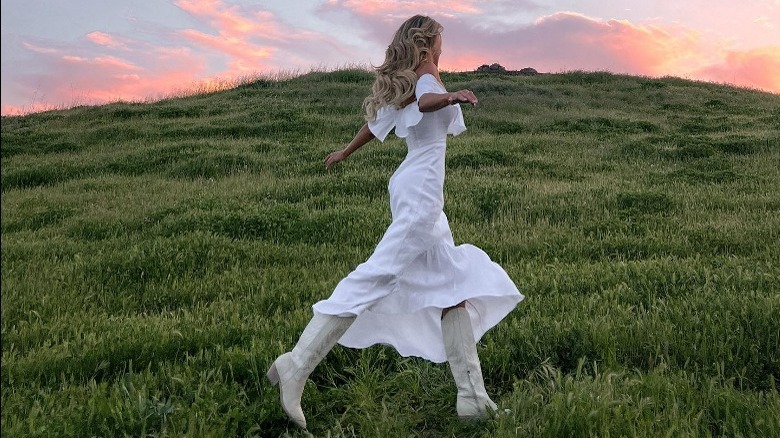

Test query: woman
[267,15,524,429]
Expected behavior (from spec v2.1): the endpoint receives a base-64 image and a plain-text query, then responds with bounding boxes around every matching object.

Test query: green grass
[2,69,779,437]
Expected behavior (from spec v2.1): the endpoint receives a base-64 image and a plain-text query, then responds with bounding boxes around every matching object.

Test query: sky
[1,0,778,116]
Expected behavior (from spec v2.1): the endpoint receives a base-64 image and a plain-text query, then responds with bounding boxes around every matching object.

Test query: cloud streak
[2,0,777,115]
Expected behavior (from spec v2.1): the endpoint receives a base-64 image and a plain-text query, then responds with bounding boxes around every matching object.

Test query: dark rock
[476,63,507,73]
[473,63,540,76]
[519,67,538,75]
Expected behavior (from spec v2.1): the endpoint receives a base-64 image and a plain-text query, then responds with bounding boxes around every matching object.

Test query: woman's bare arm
[325,123,375,171]
[418,90,478,112]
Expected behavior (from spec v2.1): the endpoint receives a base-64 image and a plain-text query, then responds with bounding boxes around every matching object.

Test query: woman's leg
[267,312,355,429]
[440,302,498,419]
[441,301,466,318]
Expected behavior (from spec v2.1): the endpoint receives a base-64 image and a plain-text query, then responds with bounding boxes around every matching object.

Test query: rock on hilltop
[474,63,539,75]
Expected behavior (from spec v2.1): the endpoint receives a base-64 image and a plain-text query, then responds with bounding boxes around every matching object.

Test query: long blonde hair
[363,15,443,121]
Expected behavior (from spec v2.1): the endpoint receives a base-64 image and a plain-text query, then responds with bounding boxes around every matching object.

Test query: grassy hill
[2,69,779,437]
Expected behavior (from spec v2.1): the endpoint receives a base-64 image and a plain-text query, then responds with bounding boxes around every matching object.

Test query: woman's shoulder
[415,62,438,79]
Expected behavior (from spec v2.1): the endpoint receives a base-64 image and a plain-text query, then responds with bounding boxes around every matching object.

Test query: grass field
[2,69,779,437]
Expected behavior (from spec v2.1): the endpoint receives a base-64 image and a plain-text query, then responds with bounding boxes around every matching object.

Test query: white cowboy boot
[267,312,355,429]
[442,307,498,419]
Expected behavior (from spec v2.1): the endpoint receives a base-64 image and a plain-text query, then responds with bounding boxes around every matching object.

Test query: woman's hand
[448,89,478,106]
[325,149,348,172]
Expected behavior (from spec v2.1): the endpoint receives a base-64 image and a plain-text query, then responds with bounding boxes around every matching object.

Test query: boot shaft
[441,308,498,418]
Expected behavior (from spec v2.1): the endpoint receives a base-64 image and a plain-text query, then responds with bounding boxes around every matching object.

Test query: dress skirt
[312,74,524,363]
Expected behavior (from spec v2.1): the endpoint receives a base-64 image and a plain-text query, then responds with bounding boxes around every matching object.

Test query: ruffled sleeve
[366,74,436,142]
[367,102,423,142]
[366,73,467,141]
[448,105,467,136]
[367,106,397,142]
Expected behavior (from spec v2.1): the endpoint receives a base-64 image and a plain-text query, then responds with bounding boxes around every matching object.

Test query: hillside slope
[2,70,779,437]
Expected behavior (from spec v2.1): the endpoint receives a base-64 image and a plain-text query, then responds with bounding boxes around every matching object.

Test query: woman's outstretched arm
[325,123,375,171]
[418,89,478,112]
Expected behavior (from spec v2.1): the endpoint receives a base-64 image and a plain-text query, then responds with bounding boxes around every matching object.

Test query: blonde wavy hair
[363,15,443,121]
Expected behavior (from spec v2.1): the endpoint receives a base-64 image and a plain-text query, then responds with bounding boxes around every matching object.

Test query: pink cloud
[86,32,129,50]
[480,12,704,75]
[91,56,141,71]
[21,41,59,55]
[753,16,774,29]
[179,28,275,72]
[696,46,780,92]
[176,0,286,40]
[174,0,352,76]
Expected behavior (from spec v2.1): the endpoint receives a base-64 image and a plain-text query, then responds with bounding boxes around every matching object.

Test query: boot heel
[267,362,280,386]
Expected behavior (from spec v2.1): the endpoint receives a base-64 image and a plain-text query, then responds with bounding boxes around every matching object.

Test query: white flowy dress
[313,74,524,363]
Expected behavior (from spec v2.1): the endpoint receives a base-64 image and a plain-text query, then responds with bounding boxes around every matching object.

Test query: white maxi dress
[313,74,524,363]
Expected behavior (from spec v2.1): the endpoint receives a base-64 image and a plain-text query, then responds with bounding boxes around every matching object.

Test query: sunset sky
[2,0,778,116]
